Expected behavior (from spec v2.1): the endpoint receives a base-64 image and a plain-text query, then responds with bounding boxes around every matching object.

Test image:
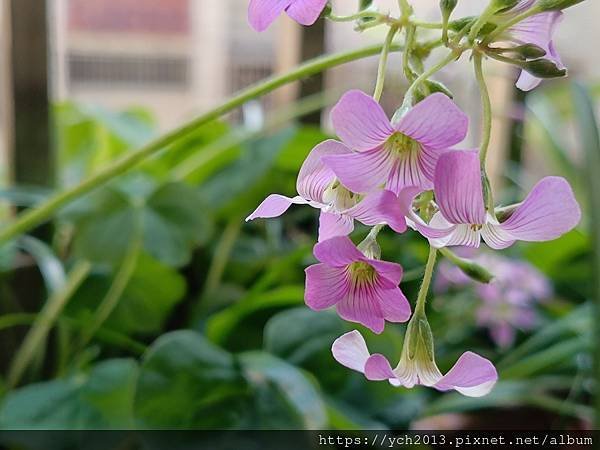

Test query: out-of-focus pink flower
[436,251,552,348]
[246,141,407,242]
[321,90,468,195]
[332,329,498,397]
[409,150,581,249]
[305,236,411,333]
[248,0,328,32]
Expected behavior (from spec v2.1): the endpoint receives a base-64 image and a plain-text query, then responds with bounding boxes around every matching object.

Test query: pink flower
[332,329,498,397]
[498,2,565,91]
[246,140,407,242]
[410,150,581,249]
[436,251,552,348]
[321,91,468,195]
[248,0,328,32]
[305,236,411,333]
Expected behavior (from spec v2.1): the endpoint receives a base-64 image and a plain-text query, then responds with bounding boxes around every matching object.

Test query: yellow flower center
[349,261,377,285]
[384,132,420,157]
[322,180,360,211]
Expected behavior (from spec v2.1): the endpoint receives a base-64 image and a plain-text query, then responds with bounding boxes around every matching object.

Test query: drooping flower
[246,140,407,242]
[495,1,565,91]
[321,90,468,195]
[305,236,411,333]
[248,0,328,32]
[435,251,552,348]
[332,324,498,397]
[409,150,581,249]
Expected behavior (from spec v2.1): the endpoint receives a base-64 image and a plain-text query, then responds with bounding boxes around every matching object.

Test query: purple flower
[436,251,552,348]
[248,0,328,32]
[305,236,411,333]
[332,330,498,397]
[321,91,468,195]
[410,150,581,249]
[500,3,565,91]
[246,141,407,242]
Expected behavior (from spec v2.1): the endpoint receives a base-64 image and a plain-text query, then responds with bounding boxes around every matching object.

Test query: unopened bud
[522,58,567,79]
[538,0,584,11]
[440,0,458,21]
[359,0,374,9]
[449,16,476,32]
[357,236,381,260]
[425,79,454,99]
[512,44,547,59]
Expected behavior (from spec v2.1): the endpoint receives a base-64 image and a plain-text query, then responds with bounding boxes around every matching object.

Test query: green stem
[373,25,399,102]
[7,260,91,388]
[415,246,437,315]
[0,43,410,246]
[439,247,494,283]
[327,10,384,22]
[401,49,461,110]
[0,313,146,355]
[402,25,417,84]
[468,2,496,43]
[473,51,496,213]
[483,6,542,44]
[78,230,142,350]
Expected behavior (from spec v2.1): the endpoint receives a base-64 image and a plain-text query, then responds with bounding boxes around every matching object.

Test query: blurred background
[0,0,598,433]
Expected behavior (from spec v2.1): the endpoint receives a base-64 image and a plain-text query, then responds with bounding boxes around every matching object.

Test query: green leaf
[264,308,345,364]
[133,330,248,429]
[71,182,213,267]
[239,351,328,429]
[67,253,186,335]
[19,236,66,294]
[205,285,305,345]
[0,359,138,429]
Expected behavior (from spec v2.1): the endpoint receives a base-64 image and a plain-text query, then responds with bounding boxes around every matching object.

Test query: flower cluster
[245,0,582,397]
[435,250,552,348]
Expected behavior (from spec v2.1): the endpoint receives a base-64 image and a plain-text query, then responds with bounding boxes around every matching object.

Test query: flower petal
[336,284,385,334]
[410,212,457,242]
[481,220,517,250]
[331,90,394,151]
[434,150,486,225]
[297,140,351,202]
[364,354,396,380]
[387,147,433,193]
[313,235,363,266]
[499,176,581,242]
[369,260,403,285]
[285,0,328,26]
[344,190,407,233]
[377,286,411,323]
[395,93,468,150]
[323,146,394,194]
[331,330,371,373]
[304,263,348,310]
[248,0,291,32]
[516,71,542,92]
[318,211,354,242]
[434,351,498,397]
[246,194,309,221]
[510,12,563,53]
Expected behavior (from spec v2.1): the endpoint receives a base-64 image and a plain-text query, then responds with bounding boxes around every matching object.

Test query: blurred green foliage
[0,85,595,431]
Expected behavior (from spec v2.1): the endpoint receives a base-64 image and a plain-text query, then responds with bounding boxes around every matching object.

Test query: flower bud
[357,237,381,260]
[440,0,458,21]
[538,0,584,11]
[359,0,374,9]
[449,16,476,32]
[511,44,547,59]
[522,58,567,79]
[425,79,454,99]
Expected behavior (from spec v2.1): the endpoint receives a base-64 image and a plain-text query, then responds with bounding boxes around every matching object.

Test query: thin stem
[483,6,542,44]
[327,10,384,22]
[474,51,496,213]
[468,2,496,43]
[7,260,92,388]
[402,25,417,84]
[402,49,461,109]
[412,20,443,29]
[415,246,437,315]
[78,230,142,350]
[474,52,492,165]
[0,313,146,355]
[0,42,412,246]
[373,25,399,101]
[439,247,494,283]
